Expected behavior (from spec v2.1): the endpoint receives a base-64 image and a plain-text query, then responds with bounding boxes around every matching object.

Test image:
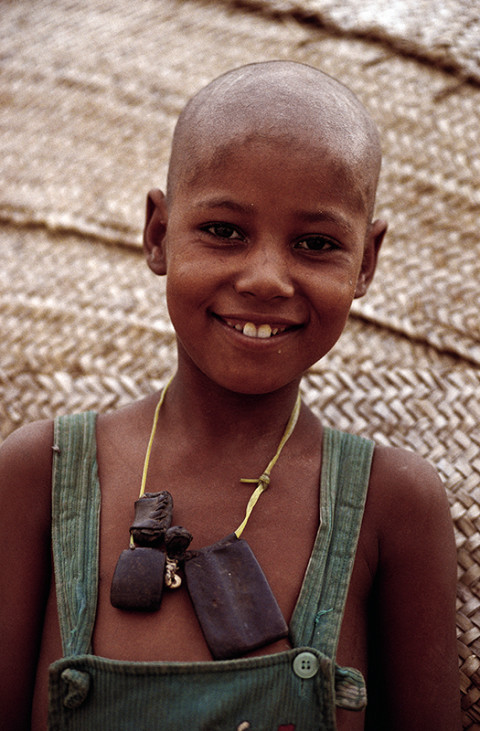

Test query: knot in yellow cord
[234,393,301,538]
[240,473,271,490]
[140,380,301,543]
[257,473,271,489]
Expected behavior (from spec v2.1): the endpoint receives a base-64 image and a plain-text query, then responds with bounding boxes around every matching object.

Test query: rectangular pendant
[184,534,288,660]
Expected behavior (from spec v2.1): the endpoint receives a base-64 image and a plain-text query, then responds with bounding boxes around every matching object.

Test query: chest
[93,442,322,662]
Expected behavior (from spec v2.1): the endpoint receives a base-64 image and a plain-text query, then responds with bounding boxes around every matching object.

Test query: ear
[354,218,387,299]
[143,188,169,275]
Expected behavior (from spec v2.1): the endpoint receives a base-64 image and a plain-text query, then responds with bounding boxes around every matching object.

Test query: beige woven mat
[1,0,479,365]
[227,0,480,83]
[1,0,480,725]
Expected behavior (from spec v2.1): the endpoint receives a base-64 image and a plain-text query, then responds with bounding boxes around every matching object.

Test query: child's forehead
[187,130,361,195]
[191,120,362,169]
[174,112,374,216]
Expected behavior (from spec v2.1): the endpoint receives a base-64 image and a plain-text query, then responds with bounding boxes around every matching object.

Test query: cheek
[166,252,201,294]
[166,246,233,302]
[165,271,194,324]
[164,258,215,333]
[310,273,356,314]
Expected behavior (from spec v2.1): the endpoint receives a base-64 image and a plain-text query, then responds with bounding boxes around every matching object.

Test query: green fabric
[51,412,100,658]
[49,413,374,730]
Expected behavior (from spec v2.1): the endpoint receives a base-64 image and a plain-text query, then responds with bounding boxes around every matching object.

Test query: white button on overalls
[292,651,319,679]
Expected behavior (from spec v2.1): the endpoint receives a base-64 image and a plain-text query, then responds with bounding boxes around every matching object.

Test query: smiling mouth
[223,318,295,339]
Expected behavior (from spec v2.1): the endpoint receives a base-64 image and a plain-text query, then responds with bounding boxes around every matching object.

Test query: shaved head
[166,61,382,218]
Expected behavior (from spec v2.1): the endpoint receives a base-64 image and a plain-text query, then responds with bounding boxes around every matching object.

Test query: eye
[294,235,339,252]
[202,222,244,241]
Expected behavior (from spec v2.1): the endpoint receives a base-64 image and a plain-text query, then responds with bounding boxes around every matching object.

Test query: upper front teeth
[225,319,285,338]
[257,324,273,339]
[243,322,259,337]
[242,322,279,339]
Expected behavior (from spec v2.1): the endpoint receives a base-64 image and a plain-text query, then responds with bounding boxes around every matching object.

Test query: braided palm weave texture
[1,0,479,724]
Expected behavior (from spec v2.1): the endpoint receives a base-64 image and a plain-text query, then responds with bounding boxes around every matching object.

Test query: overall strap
[51,412,100,658]
[290,427,374,659]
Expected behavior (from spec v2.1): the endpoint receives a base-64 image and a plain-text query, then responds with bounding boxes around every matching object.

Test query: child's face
[148,134,384,395]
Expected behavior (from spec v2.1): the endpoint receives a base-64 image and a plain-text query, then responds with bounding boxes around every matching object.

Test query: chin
[212,371,301,397]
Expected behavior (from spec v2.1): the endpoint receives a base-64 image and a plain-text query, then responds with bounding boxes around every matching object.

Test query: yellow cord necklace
[111,377,301,659]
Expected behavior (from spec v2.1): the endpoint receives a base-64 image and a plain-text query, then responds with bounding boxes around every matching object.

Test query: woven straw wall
[1,0,479,725]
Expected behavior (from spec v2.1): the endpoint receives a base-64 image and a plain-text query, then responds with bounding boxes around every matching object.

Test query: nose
[234,242,295,300]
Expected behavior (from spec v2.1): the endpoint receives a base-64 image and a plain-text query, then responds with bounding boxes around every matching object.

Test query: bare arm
[0,421,53,731]
[366,447,461,730]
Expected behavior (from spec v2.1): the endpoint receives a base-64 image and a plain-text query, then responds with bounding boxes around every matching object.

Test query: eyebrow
[194,198,251,215]
[295,209,356,234]
[194,197,356,234]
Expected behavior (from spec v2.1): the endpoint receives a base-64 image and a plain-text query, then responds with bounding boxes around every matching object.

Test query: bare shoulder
[0,420,55,730]
[364,443,456,593]
[370,442,447,498]
[0,418,54,499]
[95,394,162,474]
[366,444,452,549]
[97,393,158,436]
[0,418,55,565]
[0,417,54,568]
[363,445,461,729]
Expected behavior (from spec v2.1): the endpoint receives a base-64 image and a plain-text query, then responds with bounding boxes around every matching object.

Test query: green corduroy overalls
[48,413,374,731]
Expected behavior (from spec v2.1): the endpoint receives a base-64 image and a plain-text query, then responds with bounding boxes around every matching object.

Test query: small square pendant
[110,547,166,611]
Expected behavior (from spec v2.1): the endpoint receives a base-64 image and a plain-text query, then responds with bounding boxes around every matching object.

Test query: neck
[161,365,303,445]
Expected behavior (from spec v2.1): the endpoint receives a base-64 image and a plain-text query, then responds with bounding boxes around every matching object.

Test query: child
[0,61,460,730]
